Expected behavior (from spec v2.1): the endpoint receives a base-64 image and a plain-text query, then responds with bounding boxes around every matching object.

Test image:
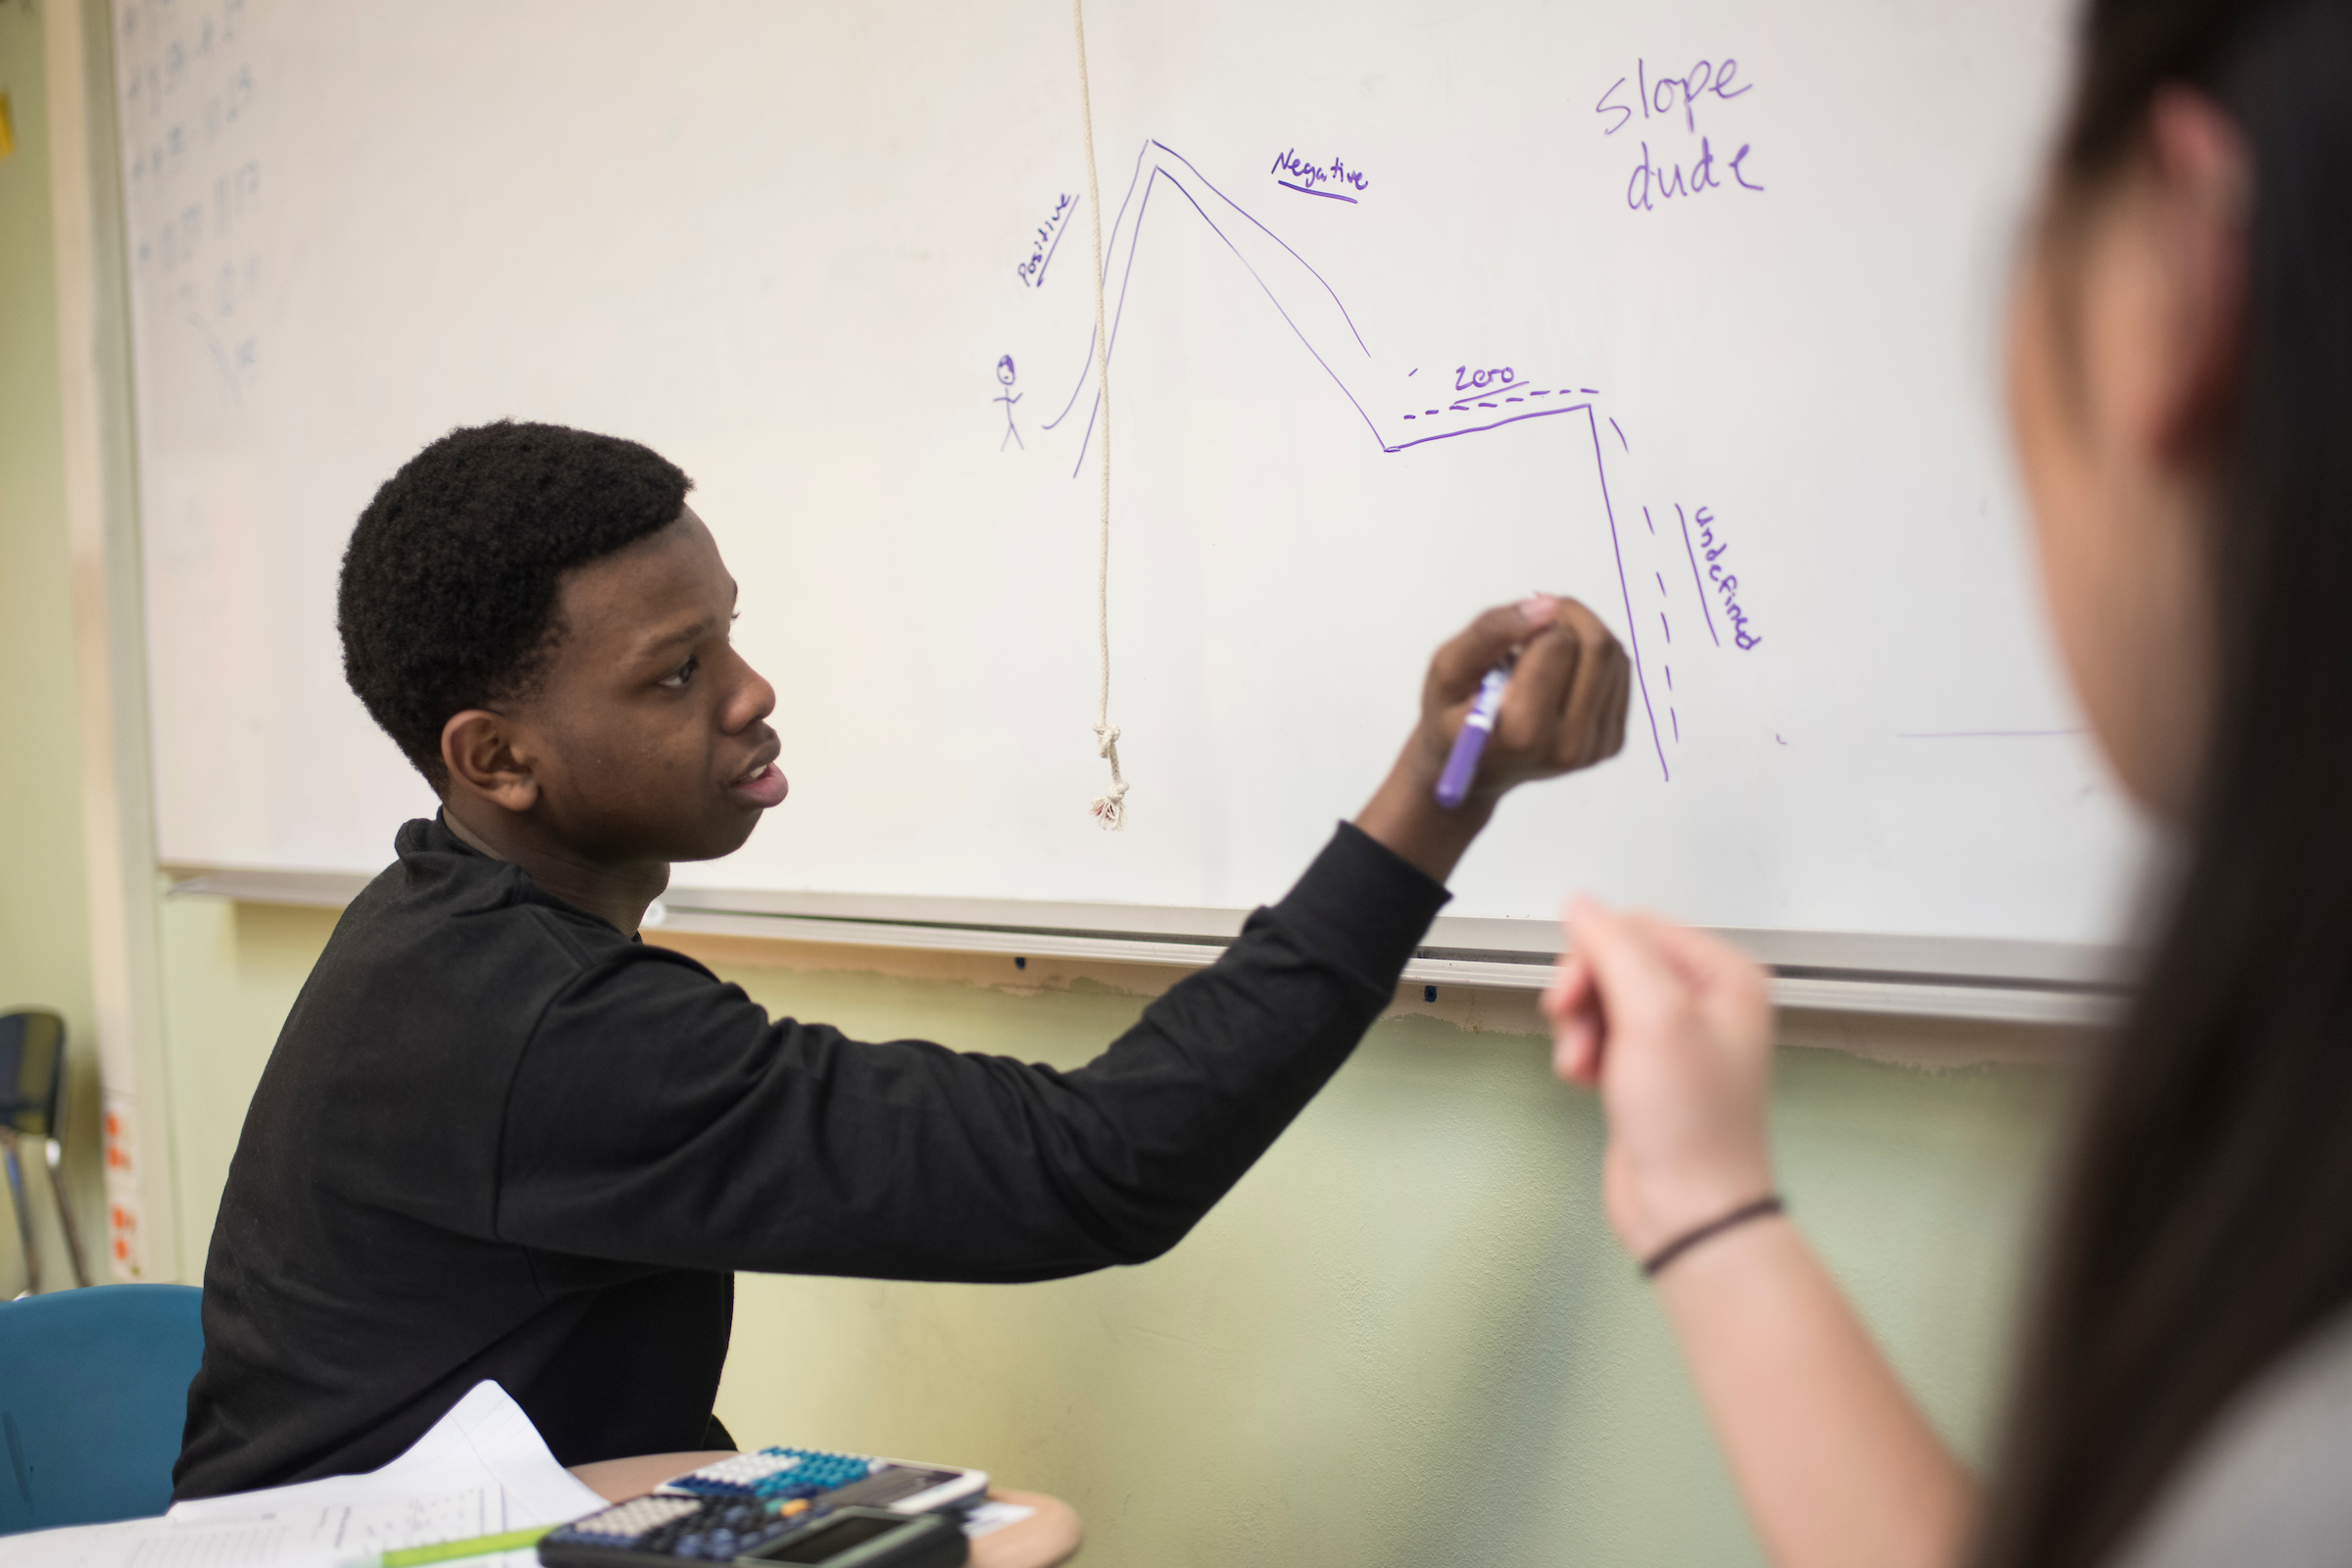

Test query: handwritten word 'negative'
[1271,148,1369,204]
[1596,58,1762,213]
[1015,193,1077,288]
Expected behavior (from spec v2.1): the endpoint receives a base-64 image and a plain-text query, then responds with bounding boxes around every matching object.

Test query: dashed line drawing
[1402,381,1582,421]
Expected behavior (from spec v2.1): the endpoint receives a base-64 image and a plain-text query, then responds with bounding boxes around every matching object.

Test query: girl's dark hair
[1974,2,2352,1565]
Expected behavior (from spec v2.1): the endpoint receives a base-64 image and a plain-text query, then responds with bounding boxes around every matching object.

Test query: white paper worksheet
[0,1383,604,1568]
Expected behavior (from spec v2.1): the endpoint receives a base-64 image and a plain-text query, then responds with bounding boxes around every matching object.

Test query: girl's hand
[1546,899,1777,1259]
[1550,902,1975,1568]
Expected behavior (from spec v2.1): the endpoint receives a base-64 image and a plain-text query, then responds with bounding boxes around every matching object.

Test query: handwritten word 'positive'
[1015,193,1077,288]
[1688,505,1763,650]
[1271,148,1369,204]
[1596,57,1762,213]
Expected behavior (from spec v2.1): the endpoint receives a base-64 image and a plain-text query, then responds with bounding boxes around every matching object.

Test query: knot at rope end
[1090,722,1128,829]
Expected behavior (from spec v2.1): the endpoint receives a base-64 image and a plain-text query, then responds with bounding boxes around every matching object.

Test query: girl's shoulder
[2114,1302,2352,1568]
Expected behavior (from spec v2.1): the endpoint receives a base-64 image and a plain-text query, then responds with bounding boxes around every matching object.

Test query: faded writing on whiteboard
[119,0,264,400]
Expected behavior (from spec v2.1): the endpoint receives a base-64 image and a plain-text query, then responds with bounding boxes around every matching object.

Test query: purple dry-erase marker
[1435,662,1512,808]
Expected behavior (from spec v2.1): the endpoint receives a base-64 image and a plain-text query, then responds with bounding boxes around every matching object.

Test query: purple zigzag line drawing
[1044,141,1372,435]
[1049,160,1391,474]
[1031,143,1670,777]
[1155,140,1372,356]
[1045,143,1603,462]
[1044,140,1155,434]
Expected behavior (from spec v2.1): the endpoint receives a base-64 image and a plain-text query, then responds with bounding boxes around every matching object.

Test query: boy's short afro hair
[338,420,692,788]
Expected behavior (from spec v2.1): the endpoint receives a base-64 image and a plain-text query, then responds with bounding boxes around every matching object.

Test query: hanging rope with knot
[1091,722,1128,827]
[1073,0,1128,829]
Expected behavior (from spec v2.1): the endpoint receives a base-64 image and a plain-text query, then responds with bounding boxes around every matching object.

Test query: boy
[175,421,1629,1496]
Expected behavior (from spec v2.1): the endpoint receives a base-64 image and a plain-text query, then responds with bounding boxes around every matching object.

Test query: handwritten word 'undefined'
[1271,148,1369,204]
[1690,505,1763,650]
[1015,193,1077,288]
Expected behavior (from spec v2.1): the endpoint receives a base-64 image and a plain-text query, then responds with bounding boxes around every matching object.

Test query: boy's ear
[440,710,540,812]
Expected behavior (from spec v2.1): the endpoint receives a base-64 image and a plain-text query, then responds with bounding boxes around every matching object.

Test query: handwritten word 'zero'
[1271,148,1369,204]
[1456,366,1515,393]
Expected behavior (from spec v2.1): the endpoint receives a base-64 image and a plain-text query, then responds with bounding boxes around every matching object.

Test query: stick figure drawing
[995,354,1024,451]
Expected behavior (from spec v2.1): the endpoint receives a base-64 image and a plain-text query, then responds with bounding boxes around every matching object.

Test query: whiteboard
[114,0,2147,979]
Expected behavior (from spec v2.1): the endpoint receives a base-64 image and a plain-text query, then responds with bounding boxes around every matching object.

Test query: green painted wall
[6,10,2072,1559]
[0,0,107,1296]
[154,896,2065,1567]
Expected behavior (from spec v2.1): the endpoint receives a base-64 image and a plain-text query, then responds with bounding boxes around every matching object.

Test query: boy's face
[492,505,786,863]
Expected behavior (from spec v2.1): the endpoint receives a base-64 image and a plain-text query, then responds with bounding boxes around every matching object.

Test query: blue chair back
[0,1284,203,1535]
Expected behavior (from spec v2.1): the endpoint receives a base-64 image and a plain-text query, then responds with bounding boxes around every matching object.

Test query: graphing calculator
[538,1446,988,1568]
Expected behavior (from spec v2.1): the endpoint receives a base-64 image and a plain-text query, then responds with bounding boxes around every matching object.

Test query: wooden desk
[566,1452,1082,1568]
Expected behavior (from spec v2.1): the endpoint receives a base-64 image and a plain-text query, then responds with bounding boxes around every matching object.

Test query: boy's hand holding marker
[1355,594,1632,883]
[1403,590,1776,1270]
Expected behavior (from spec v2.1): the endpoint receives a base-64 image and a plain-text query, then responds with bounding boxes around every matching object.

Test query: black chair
[0,1009,92,1296]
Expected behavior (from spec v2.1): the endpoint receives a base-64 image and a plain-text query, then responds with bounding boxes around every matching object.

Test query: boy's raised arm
[494,819,1435,1278]
[491,597,1628,1280]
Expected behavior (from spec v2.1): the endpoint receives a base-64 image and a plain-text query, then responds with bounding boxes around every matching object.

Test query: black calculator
[540,1500,964,1567]
[538,1446,986,1568]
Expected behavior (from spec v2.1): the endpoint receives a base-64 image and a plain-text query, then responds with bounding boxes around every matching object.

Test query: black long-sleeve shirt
[175,814,1448,1498]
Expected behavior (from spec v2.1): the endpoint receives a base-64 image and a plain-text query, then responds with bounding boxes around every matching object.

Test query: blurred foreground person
[1547,2,2352,1565]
